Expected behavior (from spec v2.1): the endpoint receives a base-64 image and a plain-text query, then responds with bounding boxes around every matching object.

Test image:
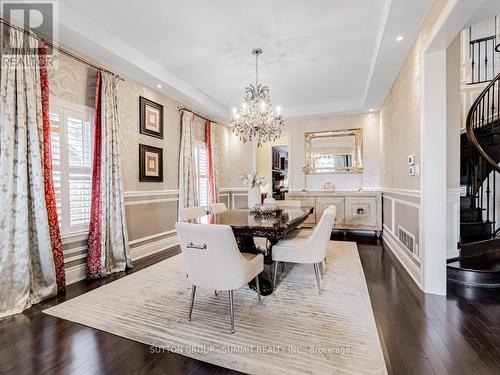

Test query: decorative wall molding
[130,234,179,262]
[63,246,87,264]
[61,229,88,245]
[129,229,176,246]
[379,187,421,198]
[124,197,178,206]
[65,232,179,285]
[383,230,422,289]
[217,193,230,206]
[124,189,179,198]
[382,193,420,209]
[232,193,248,209]
[447,188,460,259]
[219,187,248,192]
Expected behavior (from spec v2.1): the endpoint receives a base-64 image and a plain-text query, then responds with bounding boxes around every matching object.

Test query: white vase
[247,186,261,208]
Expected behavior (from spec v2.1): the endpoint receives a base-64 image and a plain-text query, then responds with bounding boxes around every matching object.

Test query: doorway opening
[256,135,289,200]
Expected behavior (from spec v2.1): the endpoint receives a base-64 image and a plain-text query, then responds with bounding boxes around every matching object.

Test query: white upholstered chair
[272,206,337,294]
[182,206,207,220]
[175,222,264,333]
[209,202,228,214]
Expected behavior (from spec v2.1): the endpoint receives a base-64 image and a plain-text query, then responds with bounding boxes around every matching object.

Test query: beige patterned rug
[44,241,387,375]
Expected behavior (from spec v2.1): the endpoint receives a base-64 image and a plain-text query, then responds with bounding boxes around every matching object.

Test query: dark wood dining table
[186,206,314,295]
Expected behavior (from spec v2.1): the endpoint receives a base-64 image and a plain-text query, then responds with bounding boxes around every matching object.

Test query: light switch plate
[408,154,415,165]
[409,166,416,176]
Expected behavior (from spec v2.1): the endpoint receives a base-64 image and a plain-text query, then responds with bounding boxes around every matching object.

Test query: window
[194,140,209,207]
[50,100,94,234]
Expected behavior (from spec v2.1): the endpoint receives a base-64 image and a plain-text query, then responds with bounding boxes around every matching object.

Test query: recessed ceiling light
[369,108,375,112]
[156,84,162,88]
[396,35,404,42]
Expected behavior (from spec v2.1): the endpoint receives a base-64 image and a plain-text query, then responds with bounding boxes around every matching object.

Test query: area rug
[44,241,387,374]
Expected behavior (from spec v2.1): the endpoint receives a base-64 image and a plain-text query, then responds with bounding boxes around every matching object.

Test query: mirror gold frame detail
[304,128,363,174]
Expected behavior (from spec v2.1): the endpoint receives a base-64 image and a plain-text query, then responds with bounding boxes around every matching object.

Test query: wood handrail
[465,72,500,174]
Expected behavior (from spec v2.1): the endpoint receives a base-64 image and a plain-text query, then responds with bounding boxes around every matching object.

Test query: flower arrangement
[241,171,267,188]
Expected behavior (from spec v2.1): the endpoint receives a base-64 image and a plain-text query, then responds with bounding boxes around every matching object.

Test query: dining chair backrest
[263,197,276,205]
[275,199,301,208]
[210,202,228,214]
[304,206,336,262]
[182,206,207,221]
[175,222,250,290]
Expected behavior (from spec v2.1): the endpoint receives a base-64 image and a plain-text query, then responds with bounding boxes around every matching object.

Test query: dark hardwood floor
[1,236,500,375]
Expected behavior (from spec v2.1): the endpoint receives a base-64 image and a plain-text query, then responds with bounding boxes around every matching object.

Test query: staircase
[448,72,500,287]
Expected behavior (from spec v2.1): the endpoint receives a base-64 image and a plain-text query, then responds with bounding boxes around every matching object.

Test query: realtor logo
[1,1,58,67]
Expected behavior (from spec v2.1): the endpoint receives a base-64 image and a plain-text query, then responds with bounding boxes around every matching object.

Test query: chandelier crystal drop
[232,49,284,147]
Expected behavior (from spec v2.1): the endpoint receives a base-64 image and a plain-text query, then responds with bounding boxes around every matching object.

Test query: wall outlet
[408,154,415,165]
[409,165,416,176]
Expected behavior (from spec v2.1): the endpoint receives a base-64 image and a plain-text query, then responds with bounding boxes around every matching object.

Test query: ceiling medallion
[231,49,284,147]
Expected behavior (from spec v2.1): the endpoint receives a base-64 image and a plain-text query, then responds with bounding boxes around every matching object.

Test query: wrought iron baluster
[486,174,491,222]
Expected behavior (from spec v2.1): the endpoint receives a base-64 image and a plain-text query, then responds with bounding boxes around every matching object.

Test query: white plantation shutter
[49,100,94,234]
[195,141,209,207]
[50,112,63,228]
[66,116,92,226]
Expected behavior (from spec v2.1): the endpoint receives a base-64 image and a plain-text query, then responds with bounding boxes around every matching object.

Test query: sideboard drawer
[344,197,377,228]
[316,197,345,226]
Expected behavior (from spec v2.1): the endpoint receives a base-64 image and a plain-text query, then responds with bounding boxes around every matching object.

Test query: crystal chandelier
[232,49,284,147]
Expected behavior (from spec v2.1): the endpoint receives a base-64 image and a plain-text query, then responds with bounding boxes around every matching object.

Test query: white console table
[285,191,382,237]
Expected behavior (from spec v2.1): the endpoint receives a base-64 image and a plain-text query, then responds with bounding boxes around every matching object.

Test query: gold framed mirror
[304,128,363,174]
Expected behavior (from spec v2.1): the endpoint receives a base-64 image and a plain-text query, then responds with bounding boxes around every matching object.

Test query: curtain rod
[0,17,124,81]
[178,106,217,124]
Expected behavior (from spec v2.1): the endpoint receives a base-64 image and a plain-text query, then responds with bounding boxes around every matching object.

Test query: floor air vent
[398,226,417,256]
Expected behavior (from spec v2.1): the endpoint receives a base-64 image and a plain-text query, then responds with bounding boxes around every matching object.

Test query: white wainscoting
[383,229,422,288]
[64,189,180,286]
[380,188,422,288]
[64,232,180,286]
[447,188,461,259]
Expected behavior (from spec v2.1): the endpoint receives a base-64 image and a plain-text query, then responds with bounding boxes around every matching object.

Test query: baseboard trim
[383,231,422,289]
[130,235,179,262]
[65,264,87,286]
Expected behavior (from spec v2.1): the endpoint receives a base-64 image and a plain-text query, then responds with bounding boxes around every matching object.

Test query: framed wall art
[139,144,163,182]
[139,96,164,139]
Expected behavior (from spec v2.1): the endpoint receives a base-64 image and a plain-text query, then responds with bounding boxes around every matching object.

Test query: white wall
[283,113,380,191]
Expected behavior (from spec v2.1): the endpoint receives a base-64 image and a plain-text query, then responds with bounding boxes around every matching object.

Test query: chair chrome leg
[255,276,262,304]
[319,262,324,279]
[281,261,285,273]
[273,261,279,290]
[313,264,323,295]
[324,257,327,265]
[215,290,218,296]
[188,285,196,321]
[228,290,235,334]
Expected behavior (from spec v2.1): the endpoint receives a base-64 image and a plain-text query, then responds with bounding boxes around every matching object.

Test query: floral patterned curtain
[0,29,57,317]
[87,70,131,278]
[178,111,199,219]
[40,43,66,291]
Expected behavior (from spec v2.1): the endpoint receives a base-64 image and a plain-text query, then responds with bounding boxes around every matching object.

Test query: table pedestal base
[237,235,275,296]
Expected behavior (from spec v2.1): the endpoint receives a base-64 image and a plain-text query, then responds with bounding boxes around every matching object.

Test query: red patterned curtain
[205,120,216,205]
[86,70,131,278]
[87,71,103,278]
[40,43,66,291]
